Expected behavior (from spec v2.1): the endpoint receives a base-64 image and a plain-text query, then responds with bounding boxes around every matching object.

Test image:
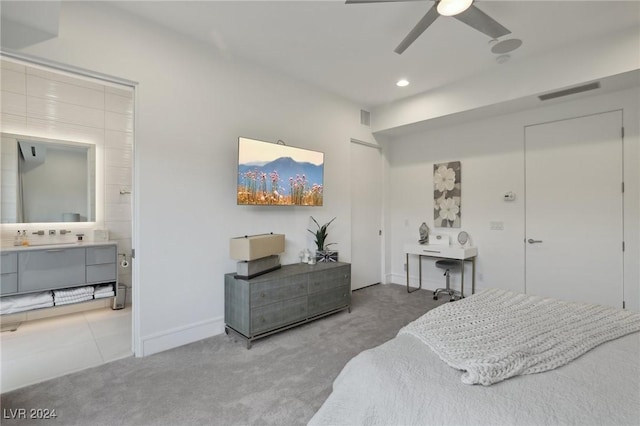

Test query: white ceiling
[109,1,640,109]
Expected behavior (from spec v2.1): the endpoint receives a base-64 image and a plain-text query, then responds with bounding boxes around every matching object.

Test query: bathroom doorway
[0,54,137,391]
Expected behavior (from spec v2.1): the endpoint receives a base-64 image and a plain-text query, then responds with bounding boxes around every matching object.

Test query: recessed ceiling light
[396,79,410,87]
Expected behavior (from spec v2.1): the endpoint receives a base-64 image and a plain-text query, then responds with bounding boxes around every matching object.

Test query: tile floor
[0,307,132,393]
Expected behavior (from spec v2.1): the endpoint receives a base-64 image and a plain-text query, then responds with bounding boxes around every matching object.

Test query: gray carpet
[1,283,444,426]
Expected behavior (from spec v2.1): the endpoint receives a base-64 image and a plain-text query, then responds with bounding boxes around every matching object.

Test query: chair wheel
[433,295,438,300]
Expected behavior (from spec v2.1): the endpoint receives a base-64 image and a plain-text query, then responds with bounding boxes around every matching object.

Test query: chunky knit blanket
[399,288,640,386]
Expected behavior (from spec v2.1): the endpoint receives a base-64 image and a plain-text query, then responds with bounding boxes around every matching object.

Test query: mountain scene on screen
[238,156,324,206]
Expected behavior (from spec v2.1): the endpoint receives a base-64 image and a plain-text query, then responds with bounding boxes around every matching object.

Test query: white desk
[404,244,478,296]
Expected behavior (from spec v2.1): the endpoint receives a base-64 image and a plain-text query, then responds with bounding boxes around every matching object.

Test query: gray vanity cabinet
[86,246,117,284]
[1,252,18,294]
[225,262,351,348]
[19,248,86,292]
[0,243,118,299]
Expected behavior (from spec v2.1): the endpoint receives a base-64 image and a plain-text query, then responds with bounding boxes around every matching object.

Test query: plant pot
[316,250,338,263]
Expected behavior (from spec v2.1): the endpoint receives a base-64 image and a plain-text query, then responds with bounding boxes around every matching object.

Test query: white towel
[1,300,54,315]
[0,291,53,314]
[25,301,54,310]
[94,284,114,295]
[54,294,94,303]
[94,291,115,299]
[0,300,53,315]
[53,286,94,298]
[54,295,94,306]
[59,286,94,296]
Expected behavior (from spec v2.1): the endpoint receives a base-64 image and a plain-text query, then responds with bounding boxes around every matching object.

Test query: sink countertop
[1,240,117,252]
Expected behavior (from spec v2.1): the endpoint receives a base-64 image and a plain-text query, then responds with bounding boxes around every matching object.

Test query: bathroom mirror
[1,133,96,223]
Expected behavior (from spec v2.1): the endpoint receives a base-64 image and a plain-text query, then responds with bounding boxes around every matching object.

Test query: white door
[351,140,382,290]
[525,111,623,308]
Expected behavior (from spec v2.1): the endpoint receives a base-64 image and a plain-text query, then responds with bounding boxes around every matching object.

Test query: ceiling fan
[346,0,511,54]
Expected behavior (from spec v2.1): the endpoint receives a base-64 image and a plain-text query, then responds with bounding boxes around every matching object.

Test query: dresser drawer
[308,285,351,317]
[0,273,18,295]
[1,252,17,274]
[86,263,117,284]
[251,296,307,335]
[308,265,350,294]
[250,275,307,308]
[86,245,117,265]
[19,248,85,292]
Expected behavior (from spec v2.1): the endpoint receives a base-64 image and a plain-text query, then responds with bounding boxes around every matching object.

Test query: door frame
[523,110,625,306]
[350,138,384,290]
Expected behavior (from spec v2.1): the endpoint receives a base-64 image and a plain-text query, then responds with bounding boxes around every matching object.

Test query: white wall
[16,2,375,355]
[384,88,640,312]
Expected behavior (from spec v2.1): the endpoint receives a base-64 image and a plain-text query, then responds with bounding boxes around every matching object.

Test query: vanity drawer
[0,273,18,295]
[86,245,116,265]
[308,285,351,317]
[86,263,117,284]
[1,252,17,274]
[19,248,85,292]
[308,265,351,294]
[251,296,307,335]
[250,275,307,308]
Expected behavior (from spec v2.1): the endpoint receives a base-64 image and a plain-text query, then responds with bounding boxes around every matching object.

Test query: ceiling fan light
[437,0,473,17]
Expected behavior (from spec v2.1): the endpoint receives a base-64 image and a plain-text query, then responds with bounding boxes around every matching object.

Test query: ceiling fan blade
[394,5,439,54]
[453,4,511,39]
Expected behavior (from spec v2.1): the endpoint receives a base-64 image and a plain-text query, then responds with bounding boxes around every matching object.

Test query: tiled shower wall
[0,58,133,307]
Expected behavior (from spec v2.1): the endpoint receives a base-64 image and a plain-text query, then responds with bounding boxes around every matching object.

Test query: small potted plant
[308,216,338,262]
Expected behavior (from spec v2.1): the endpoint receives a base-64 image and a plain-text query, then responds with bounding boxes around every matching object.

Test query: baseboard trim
[388,273,440,291]
[140,316,224,357]
[352,282,381,292]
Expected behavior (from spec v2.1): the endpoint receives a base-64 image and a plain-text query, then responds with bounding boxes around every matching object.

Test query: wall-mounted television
[237,137,324,206]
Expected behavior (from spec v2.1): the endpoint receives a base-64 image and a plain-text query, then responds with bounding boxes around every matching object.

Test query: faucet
[60,229,72,235]
[32,230,45,235]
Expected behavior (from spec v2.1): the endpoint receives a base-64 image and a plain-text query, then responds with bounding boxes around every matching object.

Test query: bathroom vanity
[1,241,118,308]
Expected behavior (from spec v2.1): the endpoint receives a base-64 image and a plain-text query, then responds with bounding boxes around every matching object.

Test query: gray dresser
[225,262,351,348]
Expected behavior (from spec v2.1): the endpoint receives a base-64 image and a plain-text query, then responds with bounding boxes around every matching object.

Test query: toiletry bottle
[21,230,29,246]
[14,231,21,246]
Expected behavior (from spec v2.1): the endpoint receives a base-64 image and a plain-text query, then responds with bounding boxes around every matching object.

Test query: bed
[309,289,640,426]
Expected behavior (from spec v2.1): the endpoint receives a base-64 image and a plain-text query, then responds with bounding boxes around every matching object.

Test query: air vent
[360,109,371,127]
[538,82,600,101]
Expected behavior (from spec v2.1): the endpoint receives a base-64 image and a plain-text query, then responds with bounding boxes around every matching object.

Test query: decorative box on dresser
[225,262,351,348]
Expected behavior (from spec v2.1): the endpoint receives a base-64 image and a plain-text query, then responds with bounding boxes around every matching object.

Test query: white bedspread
[399,288,640,385]
[309,291,640,426]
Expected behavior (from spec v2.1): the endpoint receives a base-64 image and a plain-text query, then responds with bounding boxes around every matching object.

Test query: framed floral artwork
[433,161,461,228]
